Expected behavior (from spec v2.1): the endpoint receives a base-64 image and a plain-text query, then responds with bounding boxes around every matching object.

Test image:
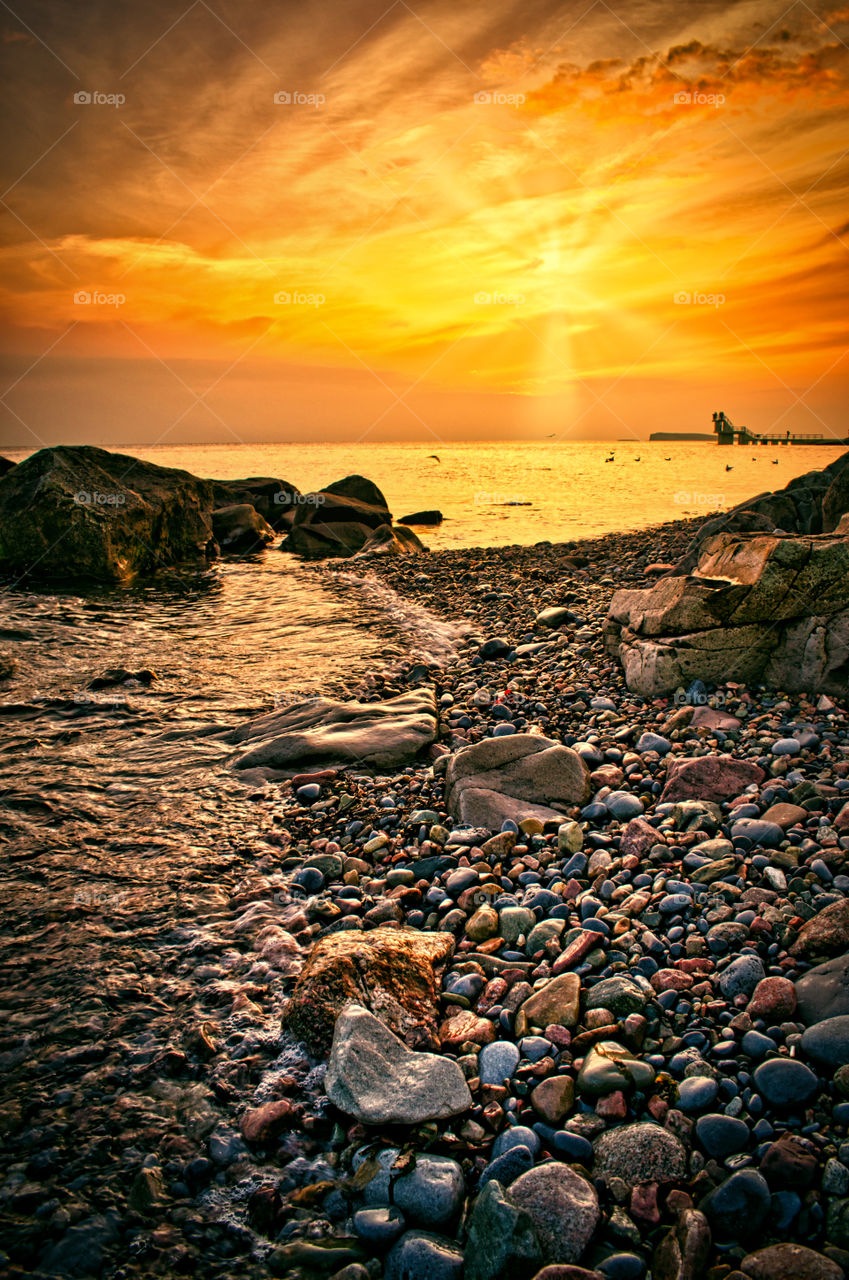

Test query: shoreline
[2,511,849,1279]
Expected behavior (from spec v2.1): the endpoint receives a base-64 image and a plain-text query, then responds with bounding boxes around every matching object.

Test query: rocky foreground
[2,504,849,1280]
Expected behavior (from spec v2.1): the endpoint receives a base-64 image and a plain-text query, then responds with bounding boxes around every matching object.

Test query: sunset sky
[1,0,848,447]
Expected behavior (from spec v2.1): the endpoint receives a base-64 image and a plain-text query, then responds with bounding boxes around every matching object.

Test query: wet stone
[753,1058,818,1108]
[699,1169,771,1240]
[384,1230,464,1280]
[593,1124,687,1186]
[509,1162,600,1265]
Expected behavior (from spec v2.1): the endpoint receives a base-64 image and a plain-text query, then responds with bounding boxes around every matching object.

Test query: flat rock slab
[325,1004,471,1125]
[444,735,591,830]
[228,687,437,773]
[282,926,454,1055]
[605,530,849,696]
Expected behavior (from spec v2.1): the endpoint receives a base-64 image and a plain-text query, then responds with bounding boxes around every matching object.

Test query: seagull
[427,455,441,462]
[726,465,733,471]
[772,459,779,464]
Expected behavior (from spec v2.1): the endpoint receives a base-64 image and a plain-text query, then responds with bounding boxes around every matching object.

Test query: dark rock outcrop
[227,687,438,774]
[0,446,217,583]
[281,474,425,559]
[399,510,443,526]
[209,477,301,530]
[823,458,849,532]
[211,504,276,553]
[0,456,16,476]
[674,450,849,574]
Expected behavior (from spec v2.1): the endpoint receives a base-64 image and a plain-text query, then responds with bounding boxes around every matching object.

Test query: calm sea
[124,439,846,548]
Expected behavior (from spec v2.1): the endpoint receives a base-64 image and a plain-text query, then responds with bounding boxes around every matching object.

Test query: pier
[712,411,849,446]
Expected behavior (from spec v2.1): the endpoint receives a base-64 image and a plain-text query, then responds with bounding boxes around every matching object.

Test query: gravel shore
[3,512,849,1280]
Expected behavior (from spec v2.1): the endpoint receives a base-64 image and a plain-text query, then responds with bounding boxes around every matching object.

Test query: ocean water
[126,439,847,548]
[7,439,844,550]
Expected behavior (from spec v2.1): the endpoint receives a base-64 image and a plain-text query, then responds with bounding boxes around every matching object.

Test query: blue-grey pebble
[753,1058,818,1107]
[605,791,644,820]
[695,1113,750,1158]
[384,1230,464,1280]
[741,1030,776,1059]
[492,1126,541,1159]
[478,1145,534,1189]
[599,1254,646,1280]
[677,1076,719,1113]
[393,1156,465,1227]
[479,1041,521,1084]
[699,1169,771,1240]
[719,954,765,1000]
[730,819,784,848]
[353,1206,406,1245]
[771,738,801,755]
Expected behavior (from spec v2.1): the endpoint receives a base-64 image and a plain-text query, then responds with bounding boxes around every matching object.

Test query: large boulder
[285,520,379,558]
[211,504,276,553]
[227,687,437,775]
[606,529,849,696]
[790,900,849,961]
[325,1004,471,1124]
[209,477,301,530]
[282,927,454,1054]
[823,460,849,532]
[443,735,592,830]
[281,474,425,560]
[0,445,217,583]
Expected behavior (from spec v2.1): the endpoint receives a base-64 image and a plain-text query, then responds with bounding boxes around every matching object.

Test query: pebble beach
[3,512,849,1280]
